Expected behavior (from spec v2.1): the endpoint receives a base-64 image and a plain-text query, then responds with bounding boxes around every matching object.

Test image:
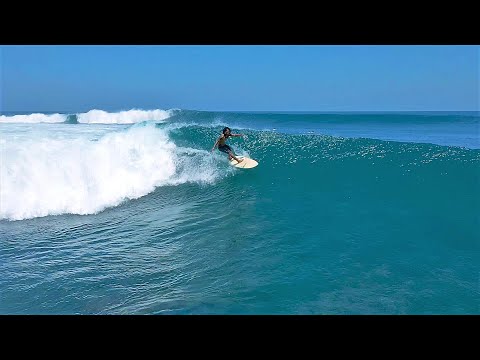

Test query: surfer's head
[222,127,231,136]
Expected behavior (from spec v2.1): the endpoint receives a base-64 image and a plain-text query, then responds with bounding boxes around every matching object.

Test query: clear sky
[1,45,478,112]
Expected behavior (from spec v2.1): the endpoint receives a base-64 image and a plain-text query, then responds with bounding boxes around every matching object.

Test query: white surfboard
[229,156,258,169]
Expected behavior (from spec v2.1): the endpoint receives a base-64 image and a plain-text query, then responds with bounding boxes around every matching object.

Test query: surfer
[211,127,244,163]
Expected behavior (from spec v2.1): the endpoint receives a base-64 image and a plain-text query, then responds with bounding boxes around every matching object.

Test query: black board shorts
[218,144,232,154]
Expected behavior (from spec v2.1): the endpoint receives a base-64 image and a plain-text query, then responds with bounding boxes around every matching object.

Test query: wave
[0,109,175,124]
[0,113,67,123]
[77,109,173,124]
[2,115,478,221]
[0,123,222,221]
[166,123,480,172]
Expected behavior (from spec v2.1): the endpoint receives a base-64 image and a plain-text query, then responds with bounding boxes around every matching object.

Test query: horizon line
[1,109,478,114]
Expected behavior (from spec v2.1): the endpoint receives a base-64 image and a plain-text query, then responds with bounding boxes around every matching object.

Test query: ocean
[1,109,478,314]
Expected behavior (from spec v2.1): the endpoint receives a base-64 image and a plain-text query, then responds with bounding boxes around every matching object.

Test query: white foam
[0,109,173,124]
[0,124,219,221]
[0,113,67,123]
[77,109,172,124]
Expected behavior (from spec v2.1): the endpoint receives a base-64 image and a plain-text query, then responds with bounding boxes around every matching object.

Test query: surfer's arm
[211,136,221,152]
[231,133,244,137]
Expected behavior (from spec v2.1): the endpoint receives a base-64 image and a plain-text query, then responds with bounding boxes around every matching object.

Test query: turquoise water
[1,110,479,314]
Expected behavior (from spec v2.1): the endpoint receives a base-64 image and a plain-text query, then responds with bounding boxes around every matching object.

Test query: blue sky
[1,45,478,112]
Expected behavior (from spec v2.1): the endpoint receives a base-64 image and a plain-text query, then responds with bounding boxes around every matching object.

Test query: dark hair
[222,127,231,134]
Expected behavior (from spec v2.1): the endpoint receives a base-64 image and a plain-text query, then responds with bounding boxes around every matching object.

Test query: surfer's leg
[229,150,243,163]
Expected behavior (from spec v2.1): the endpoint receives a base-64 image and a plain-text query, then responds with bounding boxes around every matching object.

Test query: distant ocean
[1,109,478,314]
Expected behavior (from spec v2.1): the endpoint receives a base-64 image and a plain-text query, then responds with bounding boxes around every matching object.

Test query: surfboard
[229,156,258,169]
